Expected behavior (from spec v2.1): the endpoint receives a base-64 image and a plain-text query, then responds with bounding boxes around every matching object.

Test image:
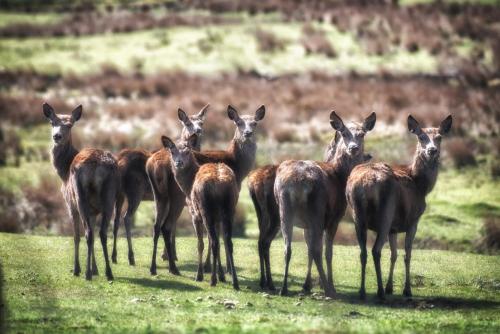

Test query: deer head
[329,111,376,159]
[178,104,209,139]
[161,134,198,170]
[42,103,82,146]
[408,114,452,162]
[227,105,266,141]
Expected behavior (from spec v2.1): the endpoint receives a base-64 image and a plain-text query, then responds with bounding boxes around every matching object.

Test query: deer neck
[51,137,78,183]
[410,153,439,196]
[228,134,256,185]
[330,148,363,185]
[173,155,199,197]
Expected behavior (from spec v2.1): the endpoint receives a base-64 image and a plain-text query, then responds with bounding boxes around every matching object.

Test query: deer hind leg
[325,223,339,294]
[205,217,219,287]
[222,211,239,290]
[385,233,398,295]
[403,225,418,298]
[111,192,124,264]
[264,222,280,291]
[250,189,267,290]
[100,177,119,280]
[70,206,81,276]
[278,192,293,296]
[124,189,142,266]
[193,214,204,281]
[308,227,334,298]
[352,208,368,300]
[161,223,180,276]
[150,197,169,275]
[75,179,96,280]
[372,200,395,301]
[162,189,184,264]
[302,229,314,293]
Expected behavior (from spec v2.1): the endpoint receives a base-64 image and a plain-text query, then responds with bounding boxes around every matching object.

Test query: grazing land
[1,233,499,333]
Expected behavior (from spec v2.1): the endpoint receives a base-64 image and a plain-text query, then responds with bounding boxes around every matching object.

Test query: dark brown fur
[162,136,240,289]
[274,111,376,297]
[346,115,452,300]
[43,103,119,281]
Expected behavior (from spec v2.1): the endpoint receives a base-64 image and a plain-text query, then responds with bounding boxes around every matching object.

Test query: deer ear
[407,115,422,135]
[329,111,345,131]
[227,105,239,121]
[177,108,190,124]
[161,135,176,151]
[42,102,58,122]
[439,115,452,135]
[254,105,265,121]
[196,104,209,120]
[362,112,376,132]
[71,105,82,123]
[186,133,198,149]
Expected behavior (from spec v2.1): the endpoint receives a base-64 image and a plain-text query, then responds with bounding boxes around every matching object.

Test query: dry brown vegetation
[445,138,477,168]
[254,28,287,53]
[475,216,500,254]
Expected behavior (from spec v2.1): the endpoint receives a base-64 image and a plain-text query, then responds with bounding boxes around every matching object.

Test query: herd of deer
[42,102,452,300]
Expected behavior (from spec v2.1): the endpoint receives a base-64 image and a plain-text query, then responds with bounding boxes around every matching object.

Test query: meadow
[0,1,499,333]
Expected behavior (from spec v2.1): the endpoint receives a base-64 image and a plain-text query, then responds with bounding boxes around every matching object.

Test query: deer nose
[348,144,359,154]
[174,161,183,168]
[428,147,437,155]
[243,130,252,137]
[196,128,202,134]
[53,134,62,141]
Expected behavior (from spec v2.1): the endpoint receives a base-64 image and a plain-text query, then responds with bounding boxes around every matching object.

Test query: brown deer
[346,114,452,300]
[42,103,119,281]
[161,135,240,289]
[147,104,265,277]
[111,105,208,266]
[248,136,372,291]
[274,111,376,297]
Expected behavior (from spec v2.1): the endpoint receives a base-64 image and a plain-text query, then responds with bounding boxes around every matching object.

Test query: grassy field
[1,233,499,333]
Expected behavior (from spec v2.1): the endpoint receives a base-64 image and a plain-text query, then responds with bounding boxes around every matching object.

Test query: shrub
[301,25,336,58]
[445,138,476,168]
[255,28,286,53]
[475,216,500,254]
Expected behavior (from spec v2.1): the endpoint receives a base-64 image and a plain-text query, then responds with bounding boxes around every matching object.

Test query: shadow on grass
[119,277,202,291]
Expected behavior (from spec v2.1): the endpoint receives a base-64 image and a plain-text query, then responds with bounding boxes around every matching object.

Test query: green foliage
[1,234,499,333]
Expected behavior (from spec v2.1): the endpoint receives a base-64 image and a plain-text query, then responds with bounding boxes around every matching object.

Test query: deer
[162,134,240,289]
[274,111,376,297]
[146,104,265,278]
[111,105,208,266]
[248,135,373,291]
[346,114,452,301]
[42,103,119,281]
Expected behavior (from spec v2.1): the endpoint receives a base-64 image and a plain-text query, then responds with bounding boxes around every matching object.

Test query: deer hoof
[85,271,93,281]
[73,266,81,277]
[170,268,181,276]
[385,284,393,295]
[111,252,117,264]
[403,288,412,298]
[210,278,217,287]
[106,269,114,281]
[302,281,312,293]
[196,272,203,282]
[359,289,366,300]
[377,288,386,301]
[280,287,288,296]
[233,282,240,291]
[128,253,135,266]
[268,283,276,291]
[150,267,157,276]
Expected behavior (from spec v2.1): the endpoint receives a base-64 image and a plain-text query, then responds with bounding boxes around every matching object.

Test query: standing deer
[111,105,208,266]
[346,115,452,300]
[274,111,376,297]
[147,104,265,278]
[43,103,119,281]
[248,135,372,291]
[162,135,240,289]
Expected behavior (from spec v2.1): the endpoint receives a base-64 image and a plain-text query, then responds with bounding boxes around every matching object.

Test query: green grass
[0,11,64,28]
[1,233,499,333]
[0,22,438,76]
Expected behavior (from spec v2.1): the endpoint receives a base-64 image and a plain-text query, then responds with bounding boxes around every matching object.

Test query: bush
[475,216,500,254]
[445,138,477,168]
[255,28,286,53]
[301,25,336,58]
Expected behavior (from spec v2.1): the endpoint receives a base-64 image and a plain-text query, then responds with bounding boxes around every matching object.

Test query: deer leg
[251,190,267,289]
[193,215,204,281]
[222,214,239,290]
[403,225,417,298]
[111,193,124,264]
[150,198,169,276]
[302,229,314,293]
[325,223,339,294]
[70,208,81,276]
[217,240,226,283]
[171,223,178,261]
[310,228,334,298]
[354,222,368,300]
[206,220,219,287]
[124,192,141,266]
[372,228,391,301]
[99,215,114,281]
[264,223,280,291]
[385,233,398,295]
[203,237,212,273]
[258,237,266,289]
[84,226,94,281]
[161,223,180,276]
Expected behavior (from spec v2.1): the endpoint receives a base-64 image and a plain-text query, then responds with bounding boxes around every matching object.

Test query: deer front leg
[111,193,124,264]
[193,217,204,281]
[302,230,313,293]
[385,233,398,295]
[85,226,94,281]
[403,225,418,298]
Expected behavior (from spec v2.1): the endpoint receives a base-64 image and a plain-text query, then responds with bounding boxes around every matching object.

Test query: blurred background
[0,0,498,254]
